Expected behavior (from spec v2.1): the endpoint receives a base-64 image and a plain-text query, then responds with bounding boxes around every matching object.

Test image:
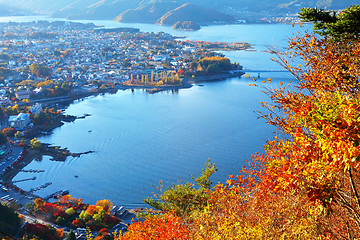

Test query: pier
[29,182,52,193]
[12,177,36,183]
[20,169,45,173]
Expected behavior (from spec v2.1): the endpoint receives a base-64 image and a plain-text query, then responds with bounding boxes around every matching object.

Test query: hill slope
[156,3,235,25]
[115,1,181,23]
[52,0,143,20]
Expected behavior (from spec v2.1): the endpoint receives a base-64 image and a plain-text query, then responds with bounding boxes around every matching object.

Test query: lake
[4,16,310,207]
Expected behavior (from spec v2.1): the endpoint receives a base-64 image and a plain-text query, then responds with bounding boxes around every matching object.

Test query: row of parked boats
[29,182,52,193]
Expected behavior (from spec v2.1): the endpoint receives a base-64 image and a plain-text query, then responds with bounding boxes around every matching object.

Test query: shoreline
[0,70,244,205]
[1,147,44,200]
[0,15,301,26]
[15,71,244,105]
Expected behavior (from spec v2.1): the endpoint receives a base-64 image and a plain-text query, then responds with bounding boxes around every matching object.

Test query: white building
[8,113,31,130]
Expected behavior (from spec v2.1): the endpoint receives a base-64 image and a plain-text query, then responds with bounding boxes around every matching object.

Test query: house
[29,103,42,116]
[8,113,31,130]
[0,89,6,96]
[153,55,166,61]
[15,90,31,100]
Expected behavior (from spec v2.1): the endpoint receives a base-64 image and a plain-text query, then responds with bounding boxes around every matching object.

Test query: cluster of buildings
[8,103,42,130]
[0,21,249,106]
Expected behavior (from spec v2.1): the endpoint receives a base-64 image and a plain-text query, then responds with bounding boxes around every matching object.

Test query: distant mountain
[0,0,359,22]
[0,2,29,16]
[50,0,99,19]
[0,0,76,14]
[52,0,143,20]
[156,3,235,25]
[115,1,181,23]
[83,0,143,20]
[0,4,11,16]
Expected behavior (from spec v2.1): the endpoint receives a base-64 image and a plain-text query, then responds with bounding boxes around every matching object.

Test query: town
[0,20,250,239]
[0,20,249,103]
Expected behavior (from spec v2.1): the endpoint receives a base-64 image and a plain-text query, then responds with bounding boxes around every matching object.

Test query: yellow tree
[248,29,360,238]
[151,71,154,84]
[96,199,113,214]
[145,74,149,85]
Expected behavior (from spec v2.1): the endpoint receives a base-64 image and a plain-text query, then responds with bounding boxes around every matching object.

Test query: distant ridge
[0,4,11,16]
[156,3,235,26]
[0,3,28,16]
[1,0,359,22]
[115,1,181,23]
[52,0,143,20]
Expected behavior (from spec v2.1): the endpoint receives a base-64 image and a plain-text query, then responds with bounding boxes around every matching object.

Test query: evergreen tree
[0,131,7,145]
[65,230,76,240]
[0,203,20,238]
[299,5,360,40]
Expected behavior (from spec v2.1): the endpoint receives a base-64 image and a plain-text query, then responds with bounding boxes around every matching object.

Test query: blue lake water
[3,16,310,207]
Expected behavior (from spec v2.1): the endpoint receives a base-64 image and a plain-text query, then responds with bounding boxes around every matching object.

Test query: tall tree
[0,203,21,238]
[299,4,360,40]
[0,131,8,145]
[144,159,217,218]
[65,230,76,240]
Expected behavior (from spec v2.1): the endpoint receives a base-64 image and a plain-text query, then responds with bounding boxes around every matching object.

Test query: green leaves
[144,159,217,218]
[192,159,218,191]
[299,5,360,40]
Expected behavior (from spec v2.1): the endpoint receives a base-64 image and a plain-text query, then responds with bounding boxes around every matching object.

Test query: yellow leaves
[117,34,360,239]
[226,179,232,186]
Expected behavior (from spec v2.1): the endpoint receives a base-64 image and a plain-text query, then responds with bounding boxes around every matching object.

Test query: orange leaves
[250,32,360,237]
[191,176,321,239]
[260,35,360,188]
[96,199,113,214]
[34,198,44,210]
[116,214,189,240]
[86,205,97,216]
[117,32,360,239]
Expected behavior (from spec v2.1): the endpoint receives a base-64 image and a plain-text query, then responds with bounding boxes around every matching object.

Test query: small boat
[74,175,78,178]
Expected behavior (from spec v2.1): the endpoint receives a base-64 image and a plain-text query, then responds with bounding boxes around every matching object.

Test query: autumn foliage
[24,223,63,240]
[22,6,360,239]
[117,213,189,240]
[116,23,360,239]
[29,196,119,233]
